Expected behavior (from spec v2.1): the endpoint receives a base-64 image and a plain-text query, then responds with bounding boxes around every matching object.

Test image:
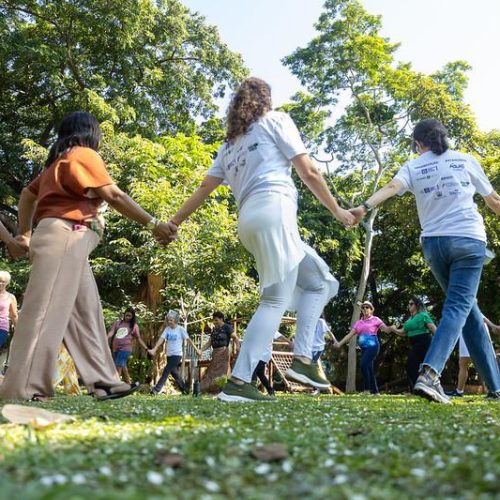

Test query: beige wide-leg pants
[0,218,121,400]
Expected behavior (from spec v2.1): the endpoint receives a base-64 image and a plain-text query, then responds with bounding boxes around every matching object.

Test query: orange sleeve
[27,174,42,195]
[63,148,114,196]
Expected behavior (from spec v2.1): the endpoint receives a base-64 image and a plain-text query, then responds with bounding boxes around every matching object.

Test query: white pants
[232,253,332,383]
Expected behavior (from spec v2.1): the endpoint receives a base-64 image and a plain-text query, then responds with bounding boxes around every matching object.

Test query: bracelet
[361,201,373,213]
[145,217,159,232]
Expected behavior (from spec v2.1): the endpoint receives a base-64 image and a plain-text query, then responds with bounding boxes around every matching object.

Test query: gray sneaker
[218,380,276,402]
[285,359,331,389]
[414,371,451,404]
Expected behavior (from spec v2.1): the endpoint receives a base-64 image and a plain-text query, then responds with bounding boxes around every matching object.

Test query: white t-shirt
[313,318,330,352]
[393,150,492,242]
[261,332,285,363]
[207,111,307,208]
[160,325,189,356]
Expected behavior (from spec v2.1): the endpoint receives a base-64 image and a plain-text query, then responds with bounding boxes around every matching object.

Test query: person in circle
[350,118,500,403]
[199,311,240,394]
[166,77,354,402]
[0,222,26,259]
[391,297,436,391]
[0,271,18,351]
[148,310,200,395]
[107,307,148,384]
[335,301,392,394]
[0,111,176,402]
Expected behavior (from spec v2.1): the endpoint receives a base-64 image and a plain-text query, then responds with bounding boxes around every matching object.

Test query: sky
[182,0,499,132]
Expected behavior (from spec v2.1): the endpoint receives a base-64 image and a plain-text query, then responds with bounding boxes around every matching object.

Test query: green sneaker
[218,380,276,402]
[286,359,331,389]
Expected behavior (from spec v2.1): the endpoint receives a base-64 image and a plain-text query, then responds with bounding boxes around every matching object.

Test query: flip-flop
[94,382,140,401]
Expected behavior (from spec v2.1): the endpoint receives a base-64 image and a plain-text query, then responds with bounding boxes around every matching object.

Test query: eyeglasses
[361,306,371,309]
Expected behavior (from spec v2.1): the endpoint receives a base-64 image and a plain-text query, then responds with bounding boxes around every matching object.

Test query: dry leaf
[250,443,289,462]
[156,452,184,468]
[2,404,75,428]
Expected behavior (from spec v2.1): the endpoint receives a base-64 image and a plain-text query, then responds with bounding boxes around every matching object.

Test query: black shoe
[485,390,500,400]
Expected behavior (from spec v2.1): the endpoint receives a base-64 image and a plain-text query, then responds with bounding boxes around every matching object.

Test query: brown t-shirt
[28,146,114,222]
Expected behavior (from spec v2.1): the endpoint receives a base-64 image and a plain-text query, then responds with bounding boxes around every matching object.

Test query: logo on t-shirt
[165,331,179,342]
[115,327,129,339]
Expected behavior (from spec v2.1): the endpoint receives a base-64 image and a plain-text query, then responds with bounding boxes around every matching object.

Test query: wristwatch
[361,201,373,213]
[146,217,159,232]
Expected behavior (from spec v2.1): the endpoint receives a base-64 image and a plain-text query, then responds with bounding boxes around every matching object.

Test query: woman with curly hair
[167,77,355,402]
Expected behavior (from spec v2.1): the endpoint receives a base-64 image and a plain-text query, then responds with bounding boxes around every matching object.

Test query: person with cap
[148,310,200,395]
[335,301,392,394]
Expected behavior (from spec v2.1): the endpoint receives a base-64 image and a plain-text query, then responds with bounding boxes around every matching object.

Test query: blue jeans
[421,236,500,392]
[0,329,8,350]
[360,338,380,394]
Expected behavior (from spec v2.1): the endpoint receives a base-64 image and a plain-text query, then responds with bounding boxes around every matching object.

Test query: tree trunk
[140,273,165,383]
[346,210,377,392]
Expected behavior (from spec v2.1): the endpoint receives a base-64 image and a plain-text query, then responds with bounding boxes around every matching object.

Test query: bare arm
[107,323,117,340]
[379,324,393,334]
[0,222,27,259]
[186,337,201,356]
[17,187,38,237]
[292,154,355,226]
[350,178,404,223]
[336,328,357,348]
[426,322,437,334]
[135,333,149,351]
[231,332,241,351]
[94,184,177,242]
[391,327,407,337]
[484,316,500,335]
[149,336,165,355]
[484,191,500,215]
[201,338,212,351]
[170,175,224,226]
[9,295,18,328]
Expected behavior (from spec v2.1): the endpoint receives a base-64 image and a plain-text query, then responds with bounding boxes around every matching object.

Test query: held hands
[153,221,178,246]
[147,348,156,357]
[334,207,357,229]
[7,235,30,259]
[349,206,366,225]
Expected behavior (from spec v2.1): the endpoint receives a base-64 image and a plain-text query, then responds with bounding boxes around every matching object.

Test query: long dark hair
[225,77,272,142]
[45,111,102,168]
[410,296,425,313]
[123,307,136,328]
[412,119,449,155]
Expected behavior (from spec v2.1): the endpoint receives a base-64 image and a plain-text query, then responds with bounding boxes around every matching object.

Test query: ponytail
[412,119,449,155]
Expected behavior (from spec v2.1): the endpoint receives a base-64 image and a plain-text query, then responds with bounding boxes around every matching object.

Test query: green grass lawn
[0,393,499,499]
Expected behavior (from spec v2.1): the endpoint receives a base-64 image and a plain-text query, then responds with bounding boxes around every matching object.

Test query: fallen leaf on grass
[250,443,288,462]
[1,404,75,428]
[347,429,367,437]
[156,452,184,468]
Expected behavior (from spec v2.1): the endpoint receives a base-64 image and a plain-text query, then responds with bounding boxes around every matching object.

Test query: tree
[0,0,247,222]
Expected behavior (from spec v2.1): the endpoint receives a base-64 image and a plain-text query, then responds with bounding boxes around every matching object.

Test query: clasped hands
[152,220,179,246]
[5,235,30,260]
[335,205,368,230]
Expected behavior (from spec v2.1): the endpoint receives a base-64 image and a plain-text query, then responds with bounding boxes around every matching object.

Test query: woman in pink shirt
[0,271,18,351]
[335,301,392,394]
